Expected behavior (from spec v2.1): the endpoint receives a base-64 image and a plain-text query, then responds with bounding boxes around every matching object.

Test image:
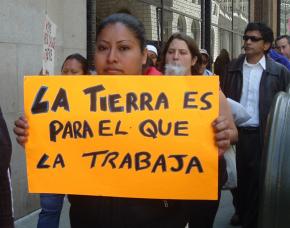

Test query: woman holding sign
[159,32,237,228]
[14,13,237,227]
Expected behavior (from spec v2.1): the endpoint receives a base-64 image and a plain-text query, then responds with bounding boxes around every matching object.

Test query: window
[212,0,249,59]
[177,16,186,34]
[280,0,290,35]
[192,20,200,46]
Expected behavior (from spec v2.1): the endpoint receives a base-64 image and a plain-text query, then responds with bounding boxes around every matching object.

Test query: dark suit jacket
[0,106,14,227]
[221,54,290,144]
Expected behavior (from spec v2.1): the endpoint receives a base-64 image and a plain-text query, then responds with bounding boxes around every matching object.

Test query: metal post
[204,0,211,57]
[204,0,212,69]
[231,0,234,60]
[201,0,205,48]
[160,0,164,43]
[277,0,281,36]
[87,0,97,69]
[284,0,287,34]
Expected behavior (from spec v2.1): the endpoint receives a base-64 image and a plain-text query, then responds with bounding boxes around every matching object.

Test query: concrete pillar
[0,0,86,219]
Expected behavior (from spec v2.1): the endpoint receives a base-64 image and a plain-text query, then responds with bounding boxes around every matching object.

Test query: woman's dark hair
[159,33,202,75]
[96,13,146,52]
[142,56,154,74]
[214,49,230,77]
[61,53,89,74]
[244,22,273,53]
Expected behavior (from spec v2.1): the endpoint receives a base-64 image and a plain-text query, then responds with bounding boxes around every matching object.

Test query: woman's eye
[119,46,130,51]
[97,45,108,51]
[180,51,188,55]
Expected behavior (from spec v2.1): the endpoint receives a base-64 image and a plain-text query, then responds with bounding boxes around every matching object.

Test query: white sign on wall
[42,15,57,75]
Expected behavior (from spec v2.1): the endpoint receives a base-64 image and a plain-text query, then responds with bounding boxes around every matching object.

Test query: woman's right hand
[13,116,29,147]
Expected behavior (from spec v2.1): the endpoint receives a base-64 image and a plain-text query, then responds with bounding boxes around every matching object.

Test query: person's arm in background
[213,91,238,157]
[0,106,14,228]
[268,49,290,71]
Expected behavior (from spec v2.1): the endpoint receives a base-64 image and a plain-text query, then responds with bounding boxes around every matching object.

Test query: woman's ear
[191,56,198,66]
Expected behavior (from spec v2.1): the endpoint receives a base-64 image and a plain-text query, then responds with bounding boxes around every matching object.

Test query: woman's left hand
[212,115,231,156]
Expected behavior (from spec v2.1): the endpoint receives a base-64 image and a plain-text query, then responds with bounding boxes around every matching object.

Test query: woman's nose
[107,48,117,63]
[173,51,179,59]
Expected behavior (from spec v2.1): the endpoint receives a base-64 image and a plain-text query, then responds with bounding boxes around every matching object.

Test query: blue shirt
[203,69,213,76]
[269,49,290,71]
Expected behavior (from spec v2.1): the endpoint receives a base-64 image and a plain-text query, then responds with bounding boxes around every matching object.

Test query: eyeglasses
[243,35,264,42]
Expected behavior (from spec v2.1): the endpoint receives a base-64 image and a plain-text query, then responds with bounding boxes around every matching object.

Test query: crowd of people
[1,12,290,228]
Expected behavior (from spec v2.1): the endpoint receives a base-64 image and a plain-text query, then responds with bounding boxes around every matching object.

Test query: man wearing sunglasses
[221,22,290,228]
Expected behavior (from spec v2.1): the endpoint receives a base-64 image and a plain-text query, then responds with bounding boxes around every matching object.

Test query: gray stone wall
[0,0,86,219]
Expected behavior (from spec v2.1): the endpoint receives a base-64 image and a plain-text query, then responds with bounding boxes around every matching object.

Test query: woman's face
[95,22,147,75]
[165,38,197,75]
[62,59,84,75]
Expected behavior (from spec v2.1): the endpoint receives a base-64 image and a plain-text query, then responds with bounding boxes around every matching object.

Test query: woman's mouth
[104,67,123,74]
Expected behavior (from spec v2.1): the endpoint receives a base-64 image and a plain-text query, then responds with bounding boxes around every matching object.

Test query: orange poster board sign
[24,76,219,200]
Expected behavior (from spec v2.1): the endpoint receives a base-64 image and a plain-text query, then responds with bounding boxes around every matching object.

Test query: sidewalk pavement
[15,190,241,228]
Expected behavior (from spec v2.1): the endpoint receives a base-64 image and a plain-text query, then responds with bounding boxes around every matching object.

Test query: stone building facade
[93,0,248,60]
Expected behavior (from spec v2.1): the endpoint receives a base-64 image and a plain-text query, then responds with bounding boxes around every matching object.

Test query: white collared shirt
[239,55,266,127]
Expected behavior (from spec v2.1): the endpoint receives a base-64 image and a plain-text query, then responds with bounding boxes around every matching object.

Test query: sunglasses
[243,35,264,42]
